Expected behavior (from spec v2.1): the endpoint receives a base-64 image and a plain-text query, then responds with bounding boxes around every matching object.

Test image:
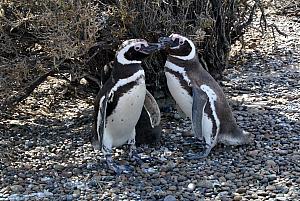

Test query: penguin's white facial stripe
[165,61,191,85]
[116,45,141,65]
[169,39,183,50]
[169,33,183,40]
[200,84,220,137]
[116,41,148,65]
[109,70,145,99]
[168,34,196,61]
[172,38,196,60]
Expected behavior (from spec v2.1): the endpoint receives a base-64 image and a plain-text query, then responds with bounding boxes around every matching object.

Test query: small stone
[174,113,181,120]
[62,171,73,178]
[160,178,168,185]
[169,186,177,191]
[164,195,177,201]
[187,183,196,191]
[66,194,73,201]
[257,190,268,196]
[267,174,277,181]
[266,160,276,167]
[266,185,276,191]
[72,168,81,174]
[236,188,247,194]
[73,190,81,198]
[219,177,226,182]
[237,116,243,121]
[275,149,288,155]
[233,195,242,201]
[248,150,259,157]
[161,161,176,171]
[178,175,187,182]
[53,164,64,171]
[276,195,287,201]
[182,131,193,137]
[17,172,26,178]
[251,193,258,199]
[198,180,214,189]
[225,173,236,180]
[141,163,150,168]
[10,185,24,193]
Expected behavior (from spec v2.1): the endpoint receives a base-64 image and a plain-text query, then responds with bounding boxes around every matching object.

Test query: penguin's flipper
[93,91,109,149]
[143,90,161,128]
[191,87,208,140]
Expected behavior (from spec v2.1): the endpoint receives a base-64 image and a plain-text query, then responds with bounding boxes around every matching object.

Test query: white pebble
[187,183,196,191]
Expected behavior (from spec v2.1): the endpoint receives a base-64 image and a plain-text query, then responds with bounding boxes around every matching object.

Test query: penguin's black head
[158,34,196,60]
[116,39,162,65]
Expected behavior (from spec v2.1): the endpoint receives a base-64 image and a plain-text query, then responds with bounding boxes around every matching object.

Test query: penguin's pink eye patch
[134,45,141,51]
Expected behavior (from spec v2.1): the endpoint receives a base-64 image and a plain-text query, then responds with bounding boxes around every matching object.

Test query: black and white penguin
[159,34,250,158]
[91,39,161,173]
[99,61,162,146]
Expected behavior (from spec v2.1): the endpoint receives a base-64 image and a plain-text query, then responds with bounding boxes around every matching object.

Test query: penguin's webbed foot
[198,149,211,158]
[105,154,133,175]
[199,144,213,158]
[106,160,133,175]
[128,143,143,165]
[185,144,212,160]
[129,150,143,165]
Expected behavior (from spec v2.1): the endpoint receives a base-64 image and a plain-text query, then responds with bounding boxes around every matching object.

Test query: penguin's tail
[218,128,252,146]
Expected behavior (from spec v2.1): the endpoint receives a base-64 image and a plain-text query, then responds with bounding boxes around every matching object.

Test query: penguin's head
[116,39,162,65]
[158,34,196,60]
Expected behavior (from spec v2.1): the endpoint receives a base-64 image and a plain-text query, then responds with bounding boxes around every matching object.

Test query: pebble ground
[0,6,299,201]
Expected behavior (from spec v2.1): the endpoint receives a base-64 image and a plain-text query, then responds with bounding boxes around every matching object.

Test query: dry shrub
[0,0,99,109]
[89,0,258,91]
[0,0,260,111]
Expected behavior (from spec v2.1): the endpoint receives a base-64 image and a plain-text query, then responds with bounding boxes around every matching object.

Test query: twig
[268,24,288,37]
[257,0,267,35]
[231,2,257,42]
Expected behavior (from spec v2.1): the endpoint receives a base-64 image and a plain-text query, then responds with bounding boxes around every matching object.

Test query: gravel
[1,6,300,201]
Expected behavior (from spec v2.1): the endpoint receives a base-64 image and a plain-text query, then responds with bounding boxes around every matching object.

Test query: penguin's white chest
[165,72,193,118]
[104,80,146,147]
[165,69,219,142]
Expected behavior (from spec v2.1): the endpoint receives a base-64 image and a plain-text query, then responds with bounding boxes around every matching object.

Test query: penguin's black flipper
[191,87,208,140]
[92,90,109,150]
[143,90,161,128]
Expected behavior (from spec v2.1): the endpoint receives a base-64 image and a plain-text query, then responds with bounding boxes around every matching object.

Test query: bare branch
[268,24,288,37]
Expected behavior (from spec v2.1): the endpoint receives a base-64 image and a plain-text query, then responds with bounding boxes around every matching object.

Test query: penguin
[158,34,250,158]
[91,39,161,173]
[99,61,162,145]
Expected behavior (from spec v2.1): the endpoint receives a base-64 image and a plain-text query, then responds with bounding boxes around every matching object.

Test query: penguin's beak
[158,37,177,48]
[139,43,163,54]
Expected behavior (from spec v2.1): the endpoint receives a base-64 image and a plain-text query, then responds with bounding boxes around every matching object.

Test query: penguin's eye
[179,40,184,45]
[134,45,141,51]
